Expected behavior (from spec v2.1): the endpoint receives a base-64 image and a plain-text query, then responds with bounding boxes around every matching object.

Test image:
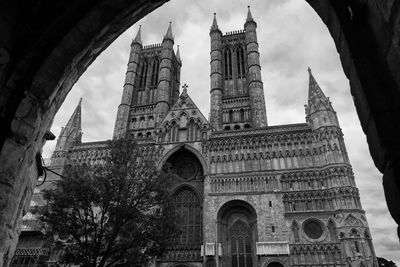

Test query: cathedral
[12,7,378,267]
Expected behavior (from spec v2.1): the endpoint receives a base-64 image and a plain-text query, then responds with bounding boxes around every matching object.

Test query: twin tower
[113,7,269,139]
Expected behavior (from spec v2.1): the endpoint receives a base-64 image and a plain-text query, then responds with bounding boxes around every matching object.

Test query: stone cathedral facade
[13,8,378,267]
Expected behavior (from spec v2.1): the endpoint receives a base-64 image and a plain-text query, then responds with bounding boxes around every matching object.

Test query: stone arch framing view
[0,0,399,266]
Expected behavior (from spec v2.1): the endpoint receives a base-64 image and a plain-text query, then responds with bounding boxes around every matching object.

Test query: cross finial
[182,83,189,93]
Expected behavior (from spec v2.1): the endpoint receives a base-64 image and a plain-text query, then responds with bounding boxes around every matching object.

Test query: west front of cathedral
[13,8,378,267]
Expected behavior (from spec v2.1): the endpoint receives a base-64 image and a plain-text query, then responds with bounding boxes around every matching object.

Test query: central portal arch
[161,147,205,262]
[217,200,258,267]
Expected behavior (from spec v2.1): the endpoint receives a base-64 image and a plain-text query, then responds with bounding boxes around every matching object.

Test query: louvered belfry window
[229,220,252,267]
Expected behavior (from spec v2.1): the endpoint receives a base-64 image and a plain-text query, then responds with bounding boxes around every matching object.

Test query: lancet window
[224,48,233,80]
[174,188,202,246]
[236,46,246,78]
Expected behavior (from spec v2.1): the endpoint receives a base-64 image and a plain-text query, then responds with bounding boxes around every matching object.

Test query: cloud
[42,0,400,263]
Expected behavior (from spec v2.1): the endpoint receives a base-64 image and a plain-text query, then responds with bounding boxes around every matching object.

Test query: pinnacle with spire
[65,98,82,131]
[307,67,328,103]
[210,13,220,32]
[176,45,182,64]
[164,22,174,41]
[57,98,83,150]
[131,25,142,45]
[246,6,254,22]
[306,67,334,115]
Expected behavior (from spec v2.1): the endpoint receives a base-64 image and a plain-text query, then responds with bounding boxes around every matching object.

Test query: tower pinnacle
[55,98,83,151]
[305,68,339,129]
[176,45,182,64]
[307,67,328,105]
[65,97,82,131]
[164,22,174,41]
[210,13,220,32]
[132,25,142,45]
[246,6,254,22]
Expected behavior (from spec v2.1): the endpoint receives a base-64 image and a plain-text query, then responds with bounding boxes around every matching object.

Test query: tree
[377,257,398,267]
[40,138,180,267]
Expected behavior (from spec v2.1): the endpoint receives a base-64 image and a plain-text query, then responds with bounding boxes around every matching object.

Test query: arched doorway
[217,200,257,267]
[267,262,284,267]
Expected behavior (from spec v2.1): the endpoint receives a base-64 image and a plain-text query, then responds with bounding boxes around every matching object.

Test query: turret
[305,67,340,130]
[113,26,143,139]
[155,22,175,125]
[244,6,268,127]
[209,13,223,131]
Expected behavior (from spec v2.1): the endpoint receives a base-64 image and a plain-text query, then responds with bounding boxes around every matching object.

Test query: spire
[131,25,142,45]
[210,13,220,32]
[176,45,182,64]
[164,22,174,41]
[305,67,339,129]
[246,6,254,22]
[56,98,83,151]
[307,67,328,104]
[65,98,82,131]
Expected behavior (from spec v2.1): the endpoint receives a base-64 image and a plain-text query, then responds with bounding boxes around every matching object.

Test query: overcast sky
[43,0,399,262]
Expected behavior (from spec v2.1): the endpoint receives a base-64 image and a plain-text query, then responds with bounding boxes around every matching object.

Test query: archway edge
[217,199,257,221]
[262,259,287,267]
[157,143,208,176]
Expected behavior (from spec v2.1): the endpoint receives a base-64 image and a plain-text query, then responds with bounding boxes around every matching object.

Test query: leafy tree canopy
[40,138,180,267]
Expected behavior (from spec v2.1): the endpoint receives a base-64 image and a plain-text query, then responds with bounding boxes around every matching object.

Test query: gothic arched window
[139,61,148,88]
[188,119,196,141]
[171,121,178,142]
[229,220,252,267]
[150,59,159,87]
[224,48,233,80]
[237,47,245,78]
[229,110,234,123]
[174,188,202,246]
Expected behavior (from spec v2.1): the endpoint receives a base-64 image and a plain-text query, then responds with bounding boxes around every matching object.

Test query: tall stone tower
[209,7,267,131]
[113,24,181,139]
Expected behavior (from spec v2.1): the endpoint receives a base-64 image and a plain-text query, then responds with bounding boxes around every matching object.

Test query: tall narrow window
[237,47,245,78]
[171,121,178,142]
[174,188,202,246]
[143,62,149,88]
[150,59,159,87]
[139,62,146,88]
[229,110,234,123]
[240,109,245,121]
[139,61,149,89]
[224,48,233,80]
[230,221,252,267]
[240,47,245,77]
[228,49,232,79]
[237,48,241,78]
[224,50,229,80]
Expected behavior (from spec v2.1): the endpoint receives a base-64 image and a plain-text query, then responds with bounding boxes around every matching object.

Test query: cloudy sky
[43,0,399,262]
